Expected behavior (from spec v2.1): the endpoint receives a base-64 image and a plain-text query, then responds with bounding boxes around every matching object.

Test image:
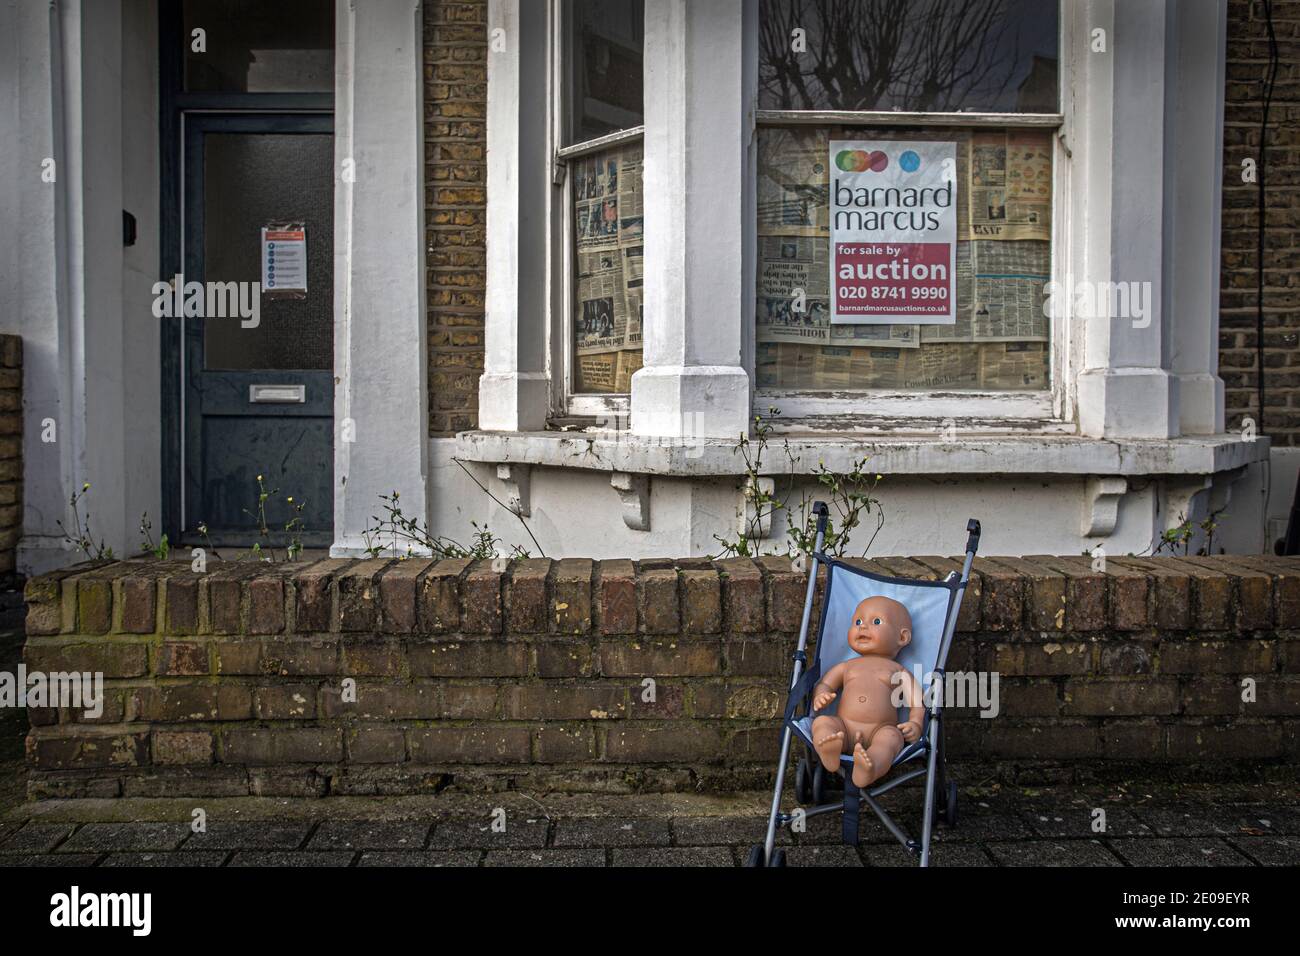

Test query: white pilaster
[1,0,160,574]
[1072,0,1177,439]
[478,0,549,431]
[332,0,430,555]
[631,0,751,440]
[1165,0,1227,436]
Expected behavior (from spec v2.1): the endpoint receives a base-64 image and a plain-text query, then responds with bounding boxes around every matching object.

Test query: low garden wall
[20,553,1300,798]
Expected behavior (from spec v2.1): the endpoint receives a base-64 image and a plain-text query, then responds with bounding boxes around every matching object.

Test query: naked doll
[810,595,924,788]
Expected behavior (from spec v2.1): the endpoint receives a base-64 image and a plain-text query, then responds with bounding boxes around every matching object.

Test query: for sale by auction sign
[829,141,957,325]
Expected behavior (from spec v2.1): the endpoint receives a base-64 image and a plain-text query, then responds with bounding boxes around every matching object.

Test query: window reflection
[758,0,1058,113]
[566,0,645,144]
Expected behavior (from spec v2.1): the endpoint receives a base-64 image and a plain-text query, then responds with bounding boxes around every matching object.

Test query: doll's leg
[811,715,849,772]
[851,725,905,788]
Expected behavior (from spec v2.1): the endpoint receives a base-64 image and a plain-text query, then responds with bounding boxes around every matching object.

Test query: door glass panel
[183,0,334,93]
[202,132,333,370]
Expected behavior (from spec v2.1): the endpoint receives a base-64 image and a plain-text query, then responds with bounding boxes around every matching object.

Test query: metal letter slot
[249,384,306,404]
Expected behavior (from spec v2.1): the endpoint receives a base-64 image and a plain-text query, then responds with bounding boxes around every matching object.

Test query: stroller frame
[751,502,981,867]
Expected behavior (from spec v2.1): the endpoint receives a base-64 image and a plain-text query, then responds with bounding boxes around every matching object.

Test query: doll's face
[847,596,913,658]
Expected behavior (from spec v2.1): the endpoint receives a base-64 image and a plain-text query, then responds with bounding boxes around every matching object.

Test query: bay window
[753,0,1063,426]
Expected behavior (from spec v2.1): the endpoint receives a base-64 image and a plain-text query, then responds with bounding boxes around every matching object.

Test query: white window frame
[548,0,644,425]
[748,4,1076,435]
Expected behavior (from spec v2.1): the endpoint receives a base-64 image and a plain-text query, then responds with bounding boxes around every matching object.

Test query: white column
[1072,0,1177,439]
[478,0,549,431]
[332,0,430,555]
[631,0,751,440]
[0,0,160,574]
[1165,0,1227,436]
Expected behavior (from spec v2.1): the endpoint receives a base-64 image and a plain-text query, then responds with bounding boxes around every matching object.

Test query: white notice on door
[261,222,307,298]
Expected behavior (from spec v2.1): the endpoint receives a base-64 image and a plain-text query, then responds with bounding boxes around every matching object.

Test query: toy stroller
[747,502,980,867]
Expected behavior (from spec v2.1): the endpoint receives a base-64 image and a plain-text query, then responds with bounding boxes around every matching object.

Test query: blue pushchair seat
[748,503,980,867]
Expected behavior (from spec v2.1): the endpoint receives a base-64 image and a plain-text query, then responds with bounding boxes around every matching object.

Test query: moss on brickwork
[18,555,1300,799]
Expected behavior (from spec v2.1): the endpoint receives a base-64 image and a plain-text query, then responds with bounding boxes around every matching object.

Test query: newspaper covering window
[573,141,644,392]
[756,126,1051,391]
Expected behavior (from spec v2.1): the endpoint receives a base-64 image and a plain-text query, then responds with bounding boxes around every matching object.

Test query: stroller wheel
[769,848,787,868]
[794,757,813,804]
[744,844,766,867]
[944,781,959,827]
[812,762,828,805]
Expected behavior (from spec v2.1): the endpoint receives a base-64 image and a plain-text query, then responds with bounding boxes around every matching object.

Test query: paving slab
[552,817,672,849]
[670,815,791,846]
[0,853,102,867]
[783,845,864,867]
[1022,808,1152,839]
[428,817,550,850]
[181,822,313,851]
[0,823,77,854]
[0,785,1292,868]
[1106,838,1255,867]
[610,846,734,867]
[100,851,229,867]
[935,805,1038,843]
[58,822,191,854]
[1225,836,1300,866]
[482,849,606,867]
[1213,805,1300,836]
[356,851,482,867]
[306,821,431,851]
[228,851,357,867]
[985,839,1121,867]
[1131,807,1276,839]
[863,843,994,867]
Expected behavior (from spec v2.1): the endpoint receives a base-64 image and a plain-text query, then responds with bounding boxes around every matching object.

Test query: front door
[181,113,334,547]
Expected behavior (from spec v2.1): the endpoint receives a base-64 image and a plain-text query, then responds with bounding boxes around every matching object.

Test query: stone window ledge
[454,430,1269,479]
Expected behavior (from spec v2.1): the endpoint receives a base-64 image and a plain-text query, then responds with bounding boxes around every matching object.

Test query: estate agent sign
[829,141,957,325]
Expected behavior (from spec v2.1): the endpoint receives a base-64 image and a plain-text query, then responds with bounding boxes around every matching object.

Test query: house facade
[0,0,1291,572]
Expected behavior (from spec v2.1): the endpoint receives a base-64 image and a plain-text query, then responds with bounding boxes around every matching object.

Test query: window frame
[748,4,1075,434]
[549,0,645,424]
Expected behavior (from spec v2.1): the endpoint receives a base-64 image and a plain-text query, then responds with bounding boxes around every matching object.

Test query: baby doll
[810,595,925,788]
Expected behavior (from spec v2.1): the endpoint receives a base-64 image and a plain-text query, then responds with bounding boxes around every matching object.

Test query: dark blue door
[182,114,333,547]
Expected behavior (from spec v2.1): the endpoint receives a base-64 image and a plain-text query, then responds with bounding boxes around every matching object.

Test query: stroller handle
[965,518,981,554]
[812,500,830,535]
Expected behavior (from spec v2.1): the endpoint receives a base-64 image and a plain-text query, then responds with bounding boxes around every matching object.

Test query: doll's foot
[814,730,844,772]
[851,740,876,788]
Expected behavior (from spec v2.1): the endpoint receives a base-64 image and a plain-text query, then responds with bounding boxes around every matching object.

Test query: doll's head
[846,596,913,658]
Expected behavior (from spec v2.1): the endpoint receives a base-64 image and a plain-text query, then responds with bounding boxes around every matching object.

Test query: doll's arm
[895,666,924,743]
[812,662,846,712]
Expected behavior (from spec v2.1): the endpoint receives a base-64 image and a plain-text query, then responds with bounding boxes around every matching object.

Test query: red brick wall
[424,0,487,436]
[21,554,1299,799]
[1221,0,1300,443]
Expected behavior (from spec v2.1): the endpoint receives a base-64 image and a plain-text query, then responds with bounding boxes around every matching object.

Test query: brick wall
[0,335,20,585]
[1221,0,1300,444]
[21,554,1300,799]
[424,0,488,437]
